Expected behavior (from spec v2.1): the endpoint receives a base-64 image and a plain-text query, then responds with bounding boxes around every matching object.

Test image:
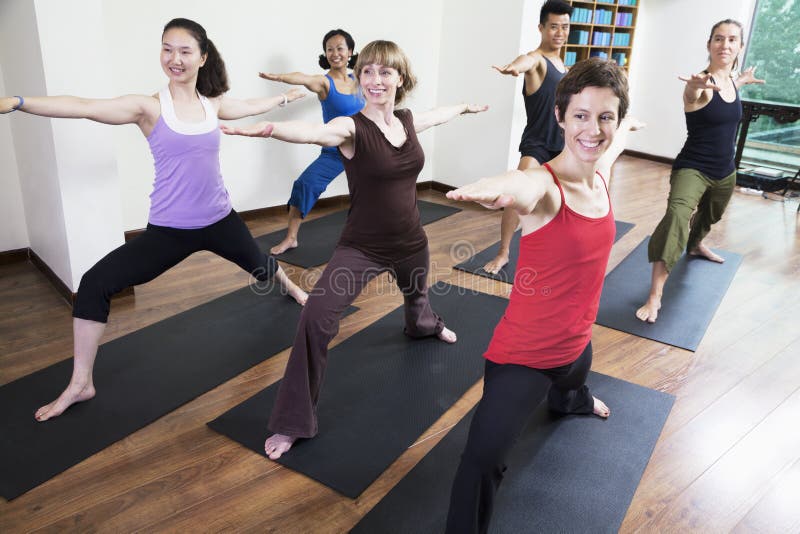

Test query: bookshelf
[562,0,639,70]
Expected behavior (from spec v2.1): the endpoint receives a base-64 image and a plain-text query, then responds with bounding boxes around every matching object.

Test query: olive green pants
[648,167,736,272]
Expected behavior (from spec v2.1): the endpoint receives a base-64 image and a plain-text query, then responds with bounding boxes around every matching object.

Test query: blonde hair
[354,40,417,104]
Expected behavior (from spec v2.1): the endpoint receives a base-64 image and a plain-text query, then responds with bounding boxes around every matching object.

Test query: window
[738,0,800,175]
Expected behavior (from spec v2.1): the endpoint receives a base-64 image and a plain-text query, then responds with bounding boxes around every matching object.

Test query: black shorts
[518,144,561,165]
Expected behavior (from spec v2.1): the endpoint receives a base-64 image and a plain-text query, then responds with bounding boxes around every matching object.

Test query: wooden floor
[1,155,799,533]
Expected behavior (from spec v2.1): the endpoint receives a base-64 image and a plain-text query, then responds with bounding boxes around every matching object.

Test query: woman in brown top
[222,40,487,459]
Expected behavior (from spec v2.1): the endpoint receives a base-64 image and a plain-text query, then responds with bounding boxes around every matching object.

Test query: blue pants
[287,149,345,218]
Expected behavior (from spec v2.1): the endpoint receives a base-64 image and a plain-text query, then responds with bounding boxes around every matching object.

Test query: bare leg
[273,265,308,306]
[270,206,302,255]
[483,208,518,274]
[635,260,668,323]
[689,241,725,263]
[438,327,457,343]
[264,433,296,460]
[593,396,610,418]
[483,156,540,274]
[35,318,104,421]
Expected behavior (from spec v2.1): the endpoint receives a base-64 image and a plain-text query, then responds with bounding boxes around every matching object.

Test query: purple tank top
[147,87,232,229]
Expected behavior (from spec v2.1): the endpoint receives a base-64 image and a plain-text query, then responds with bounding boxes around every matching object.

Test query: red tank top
[484,163,615,368]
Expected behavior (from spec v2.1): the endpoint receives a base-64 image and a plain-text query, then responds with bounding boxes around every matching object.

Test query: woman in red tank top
[444,58,639,533]
[222,40,487,460]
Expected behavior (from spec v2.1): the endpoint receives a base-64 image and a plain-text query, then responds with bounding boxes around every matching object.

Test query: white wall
[0,64,29,251]
[626,0,757,157]
[0,0,73,287]
[34,0,125,289]
[433,0,526,185]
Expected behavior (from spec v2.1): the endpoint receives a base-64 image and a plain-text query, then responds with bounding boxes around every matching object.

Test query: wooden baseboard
[622,149,675,166]
[0,247,29,266]
[3,247,133,306]
[27,249,76,306]
[429,181,456,193]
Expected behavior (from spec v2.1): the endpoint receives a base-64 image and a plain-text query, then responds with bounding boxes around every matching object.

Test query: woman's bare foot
[437,327,457,344]
[482,253,509,275]
[270,236,298,255]
[286,282,308,306]
[593,396,610,418]
[689,242,725,263]
[35,382,96,421]
[264,433,296,460]
[635,296,661,323]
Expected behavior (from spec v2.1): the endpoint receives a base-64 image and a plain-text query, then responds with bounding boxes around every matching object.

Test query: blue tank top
[519,57,565,153]
[318,73,363,147]
[672,76,742,180]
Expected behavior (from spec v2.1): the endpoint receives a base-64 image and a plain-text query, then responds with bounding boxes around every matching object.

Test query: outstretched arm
[221,115,354,147]
[0,94,151,125]
[217,88,306,120]
[413,104,488,133]
[734,66,765,88]
[679,72,721,105]
[492,52,539,77]
[596,116,645,178]
[446,169,548,215]
[259,71,329,96]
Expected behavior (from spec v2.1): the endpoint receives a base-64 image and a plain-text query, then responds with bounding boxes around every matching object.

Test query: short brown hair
[354,40,417,105]
[554,57,629,123]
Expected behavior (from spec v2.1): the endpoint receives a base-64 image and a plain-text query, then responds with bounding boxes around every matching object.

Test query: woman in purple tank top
[1,18,309,422]
[259,29,365,255]
[636,19,765,324]
[223,40,487,460]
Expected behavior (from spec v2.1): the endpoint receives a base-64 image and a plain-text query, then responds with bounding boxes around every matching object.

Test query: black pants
[446,342,595,534]
[73,210,278,323]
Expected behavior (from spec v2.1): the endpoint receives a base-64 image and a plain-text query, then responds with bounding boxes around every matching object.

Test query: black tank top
[518,56,565,153]
[672,76,742,180]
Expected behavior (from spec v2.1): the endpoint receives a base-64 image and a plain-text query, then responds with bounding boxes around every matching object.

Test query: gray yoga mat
[0,284,356,500]
[454,220,634,283]
[256,200,461,268]
[595,237,742,351]
[207,282,507,498]
[352,372,674,534]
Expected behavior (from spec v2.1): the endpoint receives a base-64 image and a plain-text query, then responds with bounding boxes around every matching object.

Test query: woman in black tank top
[636,19,765,325]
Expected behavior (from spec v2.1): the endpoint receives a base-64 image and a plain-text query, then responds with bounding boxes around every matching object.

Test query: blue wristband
[12,96,24,111]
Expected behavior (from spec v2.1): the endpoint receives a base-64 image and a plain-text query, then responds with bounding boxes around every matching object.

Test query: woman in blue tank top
[636,19,765,324]
[259,29,365,255]
[1,18,309,422]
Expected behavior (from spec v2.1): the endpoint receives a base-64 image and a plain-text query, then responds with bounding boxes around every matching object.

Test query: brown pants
[268,245,444,438]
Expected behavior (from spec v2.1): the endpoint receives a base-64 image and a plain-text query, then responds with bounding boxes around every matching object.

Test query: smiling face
[557,86,620,164]
[325,34,352,70]
[161,28,206,83]
[707,23,743,69]
[539,13,570,51]
[359,63,402,106]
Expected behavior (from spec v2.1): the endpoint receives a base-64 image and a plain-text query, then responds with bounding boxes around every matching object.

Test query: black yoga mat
[454,220,634,283]
[207,282,507,498]
[595,237,741,351]
[352,372,674,534]
[0,284,356,500]
[255,200,461,268]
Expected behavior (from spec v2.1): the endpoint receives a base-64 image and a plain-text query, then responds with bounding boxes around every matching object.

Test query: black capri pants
[73,210,278,323]
[446,342,596,534]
